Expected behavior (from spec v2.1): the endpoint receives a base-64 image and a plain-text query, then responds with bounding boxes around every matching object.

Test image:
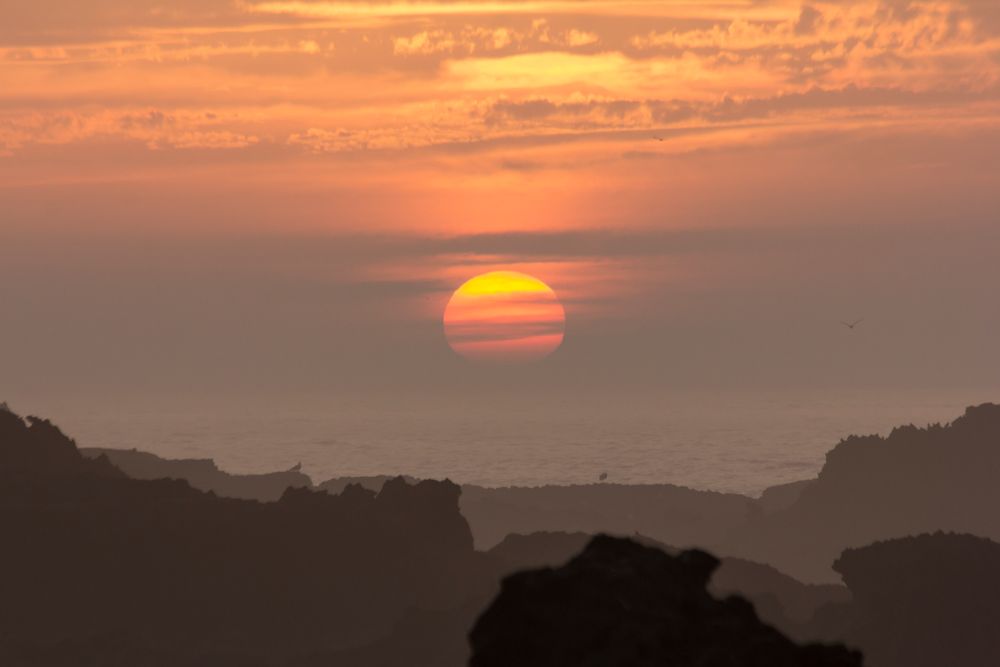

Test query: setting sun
[443,271,565,363]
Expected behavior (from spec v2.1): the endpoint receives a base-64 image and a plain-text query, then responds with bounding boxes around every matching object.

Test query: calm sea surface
[17,389,997,497]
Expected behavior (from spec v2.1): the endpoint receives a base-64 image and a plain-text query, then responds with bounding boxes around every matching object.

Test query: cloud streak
[0,0,996,164]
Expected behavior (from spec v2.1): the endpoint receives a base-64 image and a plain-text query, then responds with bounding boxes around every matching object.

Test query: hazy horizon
[8,386,996,496]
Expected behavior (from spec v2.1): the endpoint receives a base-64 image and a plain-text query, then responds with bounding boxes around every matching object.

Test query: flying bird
[842,319,864,330]
[652,136,665,142]
[599,472,608,481]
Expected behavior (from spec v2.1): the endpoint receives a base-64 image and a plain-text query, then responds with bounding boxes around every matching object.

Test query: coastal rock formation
[487,531,850,641]
[711,556,851,639]
[0,407,493,666]
[82,447,313,501]
[730,403,1000,581]
[756,478,813,513]
[89,450,763,560]
[16,403,1000,665]
[461,482,752,550]
[318,474,421,495]
[830,532,1000,667]
[470,534,863,666]
[77,453,756,558]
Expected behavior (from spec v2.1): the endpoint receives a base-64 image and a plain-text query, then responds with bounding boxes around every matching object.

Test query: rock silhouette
[756,478,813,513]
[319,405,1000,584]
[828,532,1000,667]
[11,402,1000,665]
[711,554,851,640]
[102,452,760,556]
[82,447,313,501]
[487,530,595,571]
[469,534,863,666]
[460,482,752,550]
[0,407,494,666]
[487,530,849,641]
[321,479,754,551]
[729,403,1000,581]
[318,474,421,496]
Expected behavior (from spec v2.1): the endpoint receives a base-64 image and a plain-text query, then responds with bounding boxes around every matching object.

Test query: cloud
[795,5,822,36]
[486,97,642,124]
[0,0,996,178]
[482,84,1000,132]
[0,0,258,45]
[296,226,790,264]
[0,109,260,153]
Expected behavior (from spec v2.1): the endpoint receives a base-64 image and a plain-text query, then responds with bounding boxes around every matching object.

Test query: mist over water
[19,388,995,496]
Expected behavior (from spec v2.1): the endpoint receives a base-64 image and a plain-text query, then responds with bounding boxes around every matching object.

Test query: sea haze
[15,388,997,496]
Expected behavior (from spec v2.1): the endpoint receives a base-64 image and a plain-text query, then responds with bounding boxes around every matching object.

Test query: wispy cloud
[1,0,996,165]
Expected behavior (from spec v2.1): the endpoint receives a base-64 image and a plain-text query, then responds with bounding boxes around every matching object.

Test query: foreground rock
[0,408,494,666]
[829,532,1000,667]
[487,531,850,640]
[470,534,863,667]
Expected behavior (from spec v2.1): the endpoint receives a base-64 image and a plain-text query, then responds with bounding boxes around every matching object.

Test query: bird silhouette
[842,319,864,330]
[652,136,665,142]
[599,472,608,481]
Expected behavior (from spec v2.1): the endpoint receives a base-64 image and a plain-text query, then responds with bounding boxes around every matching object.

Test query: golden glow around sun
[443,271,566,363]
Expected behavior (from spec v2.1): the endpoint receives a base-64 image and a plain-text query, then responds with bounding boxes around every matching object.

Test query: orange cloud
[0,0,997,238]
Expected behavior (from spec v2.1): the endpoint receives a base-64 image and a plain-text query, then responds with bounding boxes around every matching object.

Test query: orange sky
[4,0,997,188]
[2,0,999,392]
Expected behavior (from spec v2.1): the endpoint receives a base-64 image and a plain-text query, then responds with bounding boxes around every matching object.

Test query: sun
[443,271,566,363]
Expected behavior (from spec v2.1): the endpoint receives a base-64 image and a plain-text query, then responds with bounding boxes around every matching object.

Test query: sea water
[14,388,996,497]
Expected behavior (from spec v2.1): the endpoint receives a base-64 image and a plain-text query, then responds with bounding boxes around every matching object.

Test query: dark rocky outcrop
[711,555,851,640]
[322,478,755,552]
[14,401,1000,666]
[91,453,766,559]
[487,530,594,571]
[729,404,1000,581]
[81,447,313,501]
[470,534,863,666]
[829,532,1000,667]
[487,530,850,641]
[0,407,494,666]
[318,474,421,496]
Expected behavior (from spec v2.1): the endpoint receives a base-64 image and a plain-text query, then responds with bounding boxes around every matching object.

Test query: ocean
[14,389,996,497]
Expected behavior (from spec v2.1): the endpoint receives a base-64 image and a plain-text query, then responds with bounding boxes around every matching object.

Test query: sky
[1,0,999,402]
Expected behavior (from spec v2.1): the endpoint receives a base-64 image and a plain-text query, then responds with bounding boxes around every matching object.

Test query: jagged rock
[487,531,850,640]
[319,474,421,496]
[81,447,312,501]
[0,407,492,666]
[832,532,1000,667]
[460,482,753,551]
[469,534,863,666]
[0,410,122,479]
[729,403,1000,582]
